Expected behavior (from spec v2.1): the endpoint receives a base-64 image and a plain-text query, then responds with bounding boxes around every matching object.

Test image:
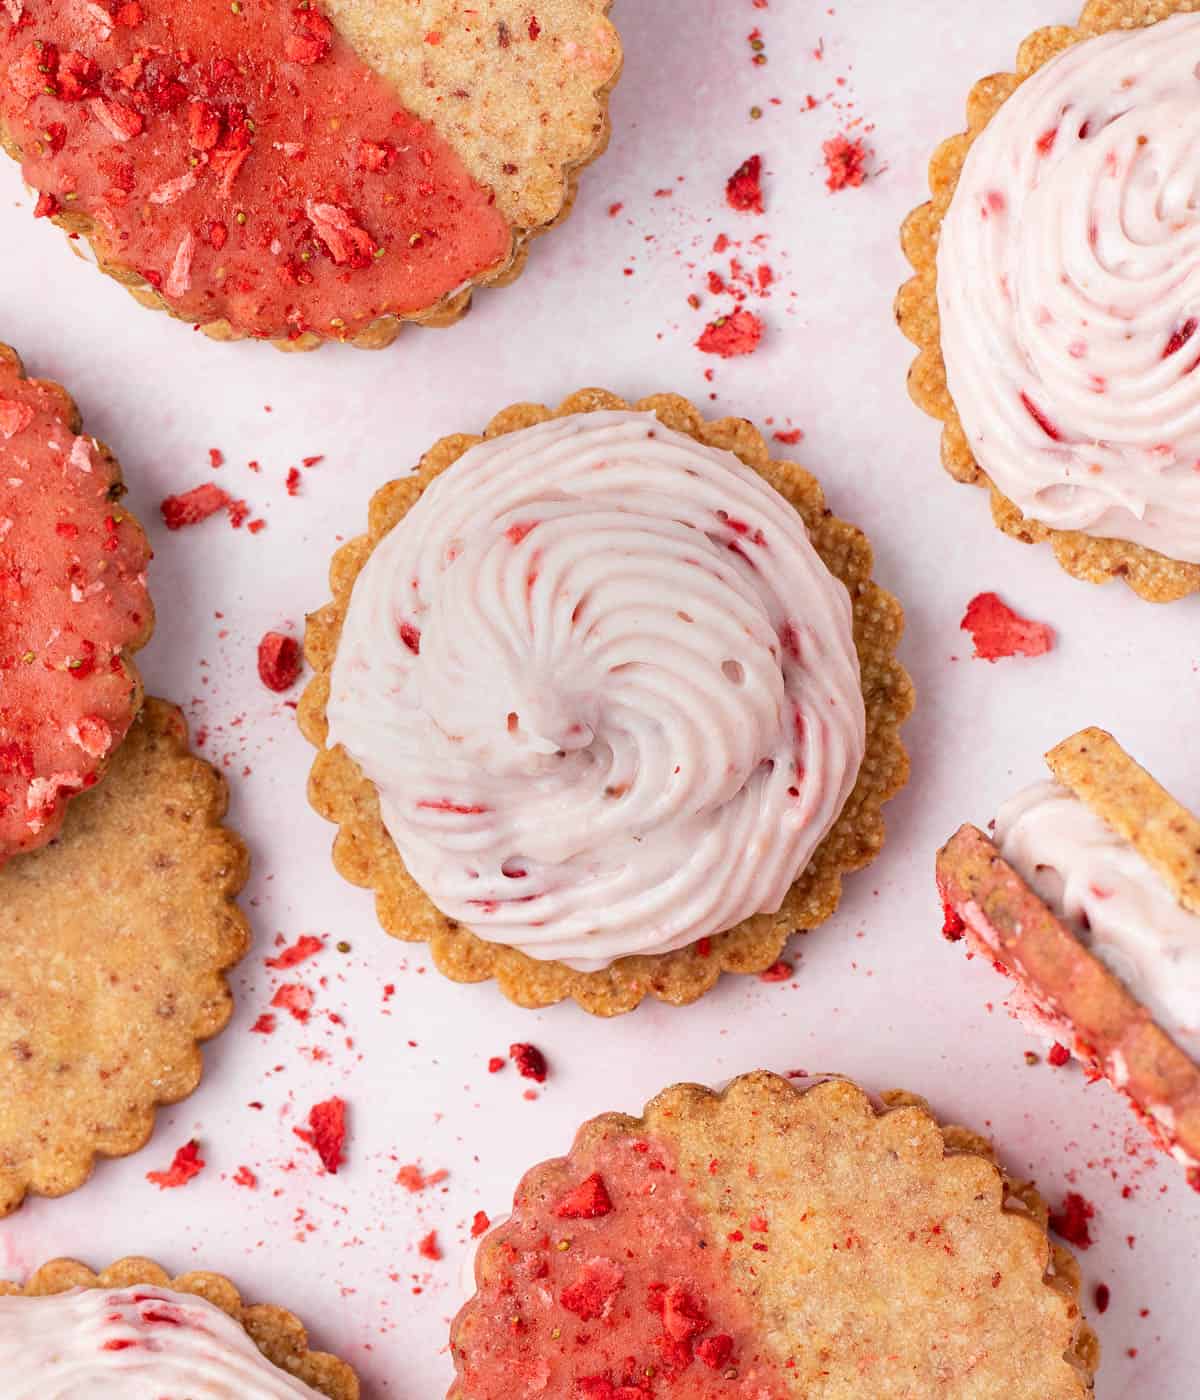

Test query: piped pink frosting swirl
[0,1286,323,1398]
[939,15,1200,564]
[327,411,865,970]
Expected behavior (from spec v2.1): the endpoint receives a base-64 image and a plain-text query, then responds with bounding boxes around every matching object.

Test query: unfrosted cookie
[0,698,249,1216]
[0,342,151,863]
[450,1072,1098,1398]
[0,0,621,349]
[898,0,1200,601]
[300,391,913,1015]
[937,727,1200,1181]
[0,1257,358,1398]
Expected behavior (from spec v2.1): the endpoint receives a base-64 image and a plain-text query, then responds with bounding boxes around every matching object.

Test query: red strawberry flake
[1035,127,1058,156]
[471,1210,491,1237]
[487,1055,506,1073]
[1019,391,1063,441]
[960,592,1055,662]
[773,428,803,445]
[265,934,323,969]
[661,1285,709,1341]
[1095,1283,1111,1314]
[257,631,302,692]
[271,982,314,1022]
[561,1257,625,1320]
[399,622,421,655]
[418,1229,442,1261]
[233,1165,258,1189]
[554,1172,613,1220]
[0,399,34,439]
[208,448,224,468]
[250,1013,276,1034]
[160,484,230,530]
[396,1164,449,1192]
[725,154,764,213]
[696,308,763,358]
[528,16,541,39]
[285,6,334,64]
[510,1042,548,1082]
[942,904,966,941]
[285,466,302,496]
[1163,318,1198,360]
[696,1334,734,1370]
[759,960,792,983]
[823,134,868,191]
[1048,1042,1071,1068]
[146,1139,205,1189]
[294,1096,347,1173]
[1049,1192,1095,1250]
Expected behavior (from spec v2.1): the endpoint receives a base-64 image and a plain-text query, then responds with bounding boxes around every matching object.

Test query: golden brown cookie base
[300,390,913,1016]
[0,0,620,351]
[0,699,249,1217]
[896,0,1200,602]
[453,1073,1097,1398]
[0,1258,359,1400]
[0,341,155,855]
[937,823,1200,1168]
[1047,728,1200,915]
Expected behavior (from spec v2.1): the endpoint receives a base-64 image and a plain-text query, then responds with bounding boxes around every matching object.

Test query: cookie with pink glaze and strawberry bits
[300,391,913,1015]
[0,0,621,349]
[937,727,1200,1183]
[0,1256,359,1398]
[899,0,1200,601]
[450,1072,1099,1399]
[0,341,152,864]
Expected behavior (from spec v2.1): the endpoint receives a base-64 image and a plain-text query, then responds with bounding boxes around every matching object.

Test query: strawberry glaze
[0,1,512,341]
[452,1130,785,1397]
[0,353,149,862]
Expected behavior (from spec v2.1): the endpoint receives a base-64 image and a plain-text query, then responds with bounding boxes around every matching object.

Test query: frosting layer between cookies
[996,779,1200,1057]
[0,1285,321,1397]
[327,411,865,969]
[938,14,1200,564]
[0,0,512,340]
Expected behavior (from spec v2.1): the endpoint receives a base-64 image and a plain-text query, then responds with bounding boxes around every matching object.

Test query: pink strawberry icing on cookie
[0,349,151,862]
[0,0,512,343]
[451,1129,785,1398]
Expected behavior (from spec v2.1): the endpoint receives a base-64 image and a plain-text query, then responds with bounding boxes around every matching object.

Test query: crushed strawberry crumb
[554,1172,613,1220]
[471,1210,491,1238]
[961,593,1055,662]
[233,1165,258,1189]
[823,134,869,192]
[1048,1042,1071,1068]
[510,1042,548,1083]
[1049,1191,1096,1250]
[697,308,763,358]
[146,1139,205,1189]
[418,1229,442,1261]
[726,154,764,213]
[294,1096,347,1174]
[160,483,230,530]
[257,631,303,692]
[265,934,323,969]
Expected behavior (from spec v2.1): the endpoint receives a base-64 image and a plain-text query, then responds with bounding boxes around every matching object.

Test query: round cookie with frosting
[0,0,621,350]
[0,341,152,865]
[0,1256,359,1398]
[300,391,912,1015]
[937,727,1200,1183]
[898,0,1200,601]
[450,1072,1099,1398]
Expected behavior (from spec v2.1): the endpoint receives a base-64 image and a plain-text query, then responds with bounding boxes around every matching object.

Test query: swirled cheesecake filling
[939,15,1200,563]
[327,411,866,970]
[0,1286,323,1398]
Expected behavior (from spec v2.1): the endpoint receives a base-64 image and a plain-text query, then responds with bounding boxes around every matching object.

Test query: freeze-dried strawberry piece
[726,154,764,213]
[294,1096,347,1173]
[257,631,302,692]
[187,100,222,152]
[160,483,231,530]
[357,139,395,173]
[510,1041,547,1082]
[554,1172,613,1219]
[561,1257,624,1320]
[696,1333,734,1369]
[0,398,33,438]
[1049,1192,1095,1250]
[285,6,334,64]
[306,199,376,268]
[960,592,1055,662]
[823,134,868,191]
[661,1285,709,1342]
[418,1229,442,1261]
[265,933,323,969]
[146,1139,205,1189]
[90,97,144,142]
[697,308,763,358]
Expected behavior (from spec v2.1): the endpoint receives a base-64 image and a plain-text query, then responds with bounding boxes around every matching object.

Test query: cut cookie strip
[936,728,1200,1179]
[0,1257,359,1399]
[898,0,1200,601]
[300,391,912,1015]
[0,342,152,864]
[0,698,249,1216]
[0,0,621,349]
[450,1072,1098,1398]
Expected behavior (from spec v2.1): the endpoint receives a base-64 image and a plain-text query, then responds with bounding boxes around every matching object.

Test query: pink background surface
[1,1,1197,1394]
